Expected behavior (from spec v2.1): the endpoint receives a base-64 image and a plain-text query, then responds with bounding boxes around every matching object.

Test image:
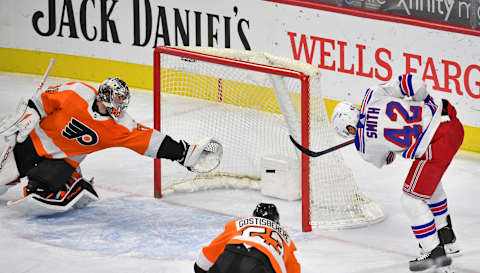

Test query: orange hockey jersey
[29,82,165,168]
[196,216,301,273]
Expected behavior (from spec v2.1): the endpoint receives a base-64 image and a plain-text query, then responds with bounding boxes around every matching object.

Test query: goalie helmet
[331,101,360,138]
[97,78,131,118]
[253,203,280,224]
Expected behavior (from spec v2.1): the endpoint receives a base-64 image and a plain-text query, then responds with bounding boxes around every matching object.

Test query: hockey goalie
[0,77,222,216]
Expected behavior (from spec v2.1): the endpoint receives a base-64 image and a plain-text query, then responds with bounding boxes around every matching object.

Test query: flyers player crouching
[194,203,300,273]
[0,77,223,216]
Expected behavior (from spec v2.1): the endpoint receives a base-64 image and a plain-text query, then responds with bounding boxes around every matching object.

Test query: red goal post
[153,46,385,231]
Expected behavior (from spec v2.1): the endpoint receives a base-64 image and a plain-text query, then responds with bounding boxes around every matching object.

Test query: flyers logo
[62,118,98,145]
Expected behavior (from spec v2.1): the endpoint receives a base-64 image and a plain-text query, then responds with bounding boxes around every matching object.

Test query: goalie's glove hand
[181,137,223,173]
[0,99,41,143]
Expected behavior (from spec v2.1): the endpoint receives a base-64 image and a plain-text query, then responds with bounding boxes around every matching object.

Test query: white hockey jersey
[354,74,443,168]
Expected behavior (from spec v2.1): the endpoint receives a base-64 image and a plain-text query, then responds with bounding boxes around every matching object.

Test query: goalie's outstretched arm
[155,135,223,173]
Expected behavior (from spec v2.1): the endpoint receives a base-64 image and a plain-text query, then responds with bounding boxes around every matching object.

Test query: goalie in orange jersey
[0,78,222,216]
[194,203,300,273]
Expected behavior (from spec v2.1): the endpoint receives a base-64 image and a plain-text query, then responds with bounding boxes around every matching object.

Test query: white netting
[156,46,385,230]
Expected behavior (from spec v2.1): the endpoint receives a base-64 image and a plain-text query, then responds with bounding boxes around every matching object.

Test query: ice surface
[0,72,479,273]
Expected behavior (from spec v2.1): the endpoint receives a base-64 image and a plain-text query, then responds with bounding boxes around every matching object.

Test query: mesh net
[155,46,385,230]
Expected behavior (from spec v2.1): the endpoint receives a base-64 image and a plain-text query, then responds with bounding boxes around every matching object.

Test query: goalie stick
[1,58,56,166]
[36,58,56,93]
[0,58,56,136]
[289,135,354,157]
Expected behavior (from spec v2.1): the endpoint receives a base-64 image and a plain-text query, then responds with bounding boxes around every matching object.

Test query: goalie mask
[97,78,131,118]
[253,203,280,224]
[331,101,360,138]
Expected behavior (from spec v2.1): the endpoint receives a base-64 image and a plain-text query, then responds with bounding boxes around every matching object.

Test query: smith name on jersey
[29,82,166,168]
[355,74,443,168]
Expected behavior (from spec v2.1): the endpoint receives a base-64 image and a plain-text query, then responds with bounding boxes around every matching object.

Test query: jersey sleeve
[115,122,167,157]
[285,242,301,273]
[30,82,98,119]
[378,74,429,102]
[195,221,235,271]
[356,141,395,169]
[112,113,166,157]
[30,84,70,118]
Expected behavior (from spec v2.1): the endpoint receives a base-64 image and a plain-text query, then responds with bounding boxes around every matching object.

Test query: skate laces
[415,251,431,261]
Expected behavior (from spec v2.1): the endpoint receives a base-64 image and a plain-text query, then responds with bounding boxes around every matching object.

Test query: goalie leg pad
[0,136,20,195]
[7,178,99,216]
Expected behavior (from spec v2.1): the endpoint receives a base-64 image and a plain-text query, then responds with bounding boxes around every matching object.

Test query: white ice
[0,72,479,273]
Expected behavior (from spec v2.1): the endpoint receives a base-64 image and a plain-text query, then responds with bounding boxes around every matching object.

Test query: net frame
[153,46,385,232]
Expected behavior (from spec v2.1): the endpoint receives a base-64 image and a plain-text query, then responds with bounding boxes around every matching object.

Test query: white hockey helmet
[331,101,360,138]
[97,77,131,118]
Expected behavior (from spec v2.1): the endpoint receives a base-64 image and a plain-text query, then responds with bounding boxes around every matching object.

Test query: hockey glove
[0,99,41,143]
[182,137,223,173]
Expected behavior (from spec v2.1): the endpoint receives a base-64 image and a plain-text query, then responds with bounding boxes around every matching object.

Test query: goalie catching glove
[180,137,223,173]
[0,98,41,143]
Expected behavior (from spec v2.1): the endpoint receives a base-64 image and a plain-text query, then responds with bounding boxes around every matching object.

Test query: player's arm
[360,149,396,168]
[118,119,222,173]
[194,222,234,272]
[380,74,430,102]
[10,84,76,142]
[0,98,43,142]
[286,242,301,273]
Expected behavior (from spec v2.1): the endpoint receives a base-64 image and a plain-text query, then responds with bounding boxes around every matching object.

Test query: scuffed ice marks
[8,198,234,259]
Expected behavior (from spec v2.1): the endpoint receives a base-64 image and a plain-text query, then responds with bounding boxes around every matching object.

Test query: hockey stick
[289,135,354,157]
[36,58,56,93]
[0,58,55,142]
[0,58,56,136]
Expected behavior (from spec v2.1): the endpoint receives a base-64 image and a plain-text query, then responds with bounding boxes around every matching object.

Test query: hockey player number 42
[384,101,423,148]
[242,226,285,257]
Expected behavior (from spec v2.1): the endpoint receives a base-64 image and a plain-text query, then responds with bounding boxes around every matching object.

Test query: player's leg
[402,102,463,272]
[428,184,459,256]
[24,157,76,199]
[1,135,42,196]
[400,192,450,271]
[13,136,42,177]
[402,146,450,271]
[427,100,464,257]
[8,160,98,216]
[0,136,21,195]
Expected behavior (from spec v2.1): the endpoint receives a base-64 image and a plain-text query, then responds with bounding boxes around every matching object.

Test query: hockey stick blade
[289,135,354,157]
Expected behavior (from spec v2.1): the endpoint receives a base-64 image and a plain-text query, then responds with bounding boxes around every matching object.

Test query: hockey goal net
[153,46,385,231]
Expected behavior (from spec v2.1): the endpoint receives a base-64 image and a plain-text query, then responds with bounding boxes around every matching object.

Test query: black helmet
[253,203,279,224]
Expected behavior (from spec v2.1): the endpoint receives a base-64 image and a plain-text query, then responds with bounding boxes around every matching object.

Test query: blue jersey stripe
[428,199,447,208]
[407,74,415,97]
[412,219,435,230]
[415,228,437,239]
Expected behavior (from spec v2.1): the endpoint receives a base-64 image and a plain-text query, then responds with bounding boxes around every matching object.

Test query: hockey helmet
[253,203,280,224]
[97,77,131,118]
[331,101,360,138]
